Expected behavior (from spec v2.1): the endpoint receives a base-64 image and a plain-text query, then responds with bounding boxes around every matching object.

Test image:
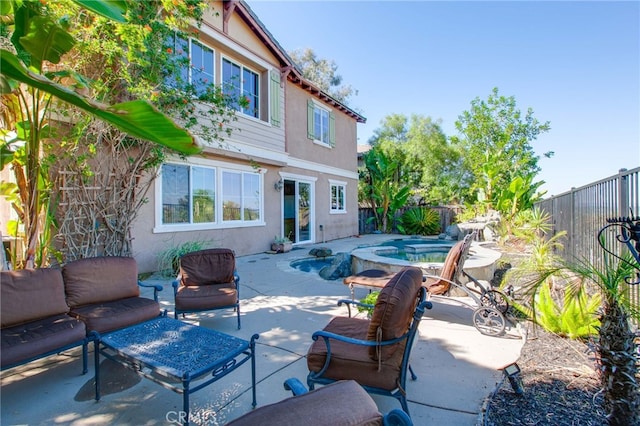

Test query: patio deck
[0,234,525,425]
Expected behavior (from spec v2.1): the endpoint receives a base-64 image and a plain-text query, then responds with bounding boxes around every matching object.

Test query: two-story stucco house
[128,0,365,272]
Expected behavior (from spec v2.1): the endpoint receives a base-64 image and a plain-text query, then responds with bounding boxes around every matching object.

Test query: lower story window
[222,171,261,222]
[162,164,215,224]
[161,163,261,226]
[330,181,346,213]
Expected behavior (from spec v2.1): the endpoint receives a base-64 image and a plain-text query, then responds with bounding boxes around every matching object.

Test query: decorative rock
[319,252,352,280]
[309,247,332,258]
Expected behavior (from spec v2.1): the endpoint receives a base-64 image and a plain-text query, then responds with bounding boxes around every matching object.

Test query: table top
[100,317,250,379]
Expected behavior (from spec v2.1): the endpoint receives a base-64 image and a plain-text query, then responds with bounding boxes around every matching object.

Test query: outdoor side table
[94,316,259,425]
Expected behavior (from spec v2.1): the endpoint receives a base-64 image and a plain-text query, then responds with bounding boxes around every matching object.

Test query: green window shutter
[270,71,281,127]
[307,99,315,139]
[329,112,336,147]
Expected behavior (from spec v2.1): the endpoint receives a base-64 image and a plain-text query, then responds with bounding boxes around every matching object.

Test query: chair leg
[399,395,410,416]
[82,341,88,375]
[409,365,417,380]
[237,304,241,330]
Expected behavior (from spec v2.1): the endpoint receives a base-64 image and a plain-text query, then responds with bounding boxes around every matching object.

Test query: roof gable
[224,0,365,123]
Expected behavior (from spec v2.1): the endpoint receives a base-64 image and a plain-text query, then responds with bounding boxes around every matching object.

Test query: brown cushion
[63,257,140,308]
[1,314,86,368]
[426,240,464,295]
[68,297,160,334]
[307,316,406,391]
[179,248,235,286]
[175,282,237,311]
[1,268,69,328]
[366,266,422,361]
[227,380,382,426]
[228,380,382,426]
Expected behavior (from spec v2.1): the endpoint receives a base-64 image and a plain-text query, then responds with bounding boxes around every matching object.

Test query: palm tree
[523,248,639,425]
[359,147,410,233]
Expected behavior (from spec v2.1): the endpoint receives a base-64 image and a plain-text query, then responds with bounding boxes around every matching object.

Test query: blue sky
[246,1,639,197]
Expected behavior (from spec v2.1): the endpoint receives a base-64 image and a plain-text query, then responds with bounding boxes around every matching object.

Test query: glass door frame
[278,173,316,245]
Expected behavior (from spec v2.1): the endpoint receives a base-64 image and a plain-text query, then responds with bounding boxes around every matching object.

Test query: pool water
[380,249,449,263]
[290,257,334,273]
[376,239,454,263]
[380,238,454,250]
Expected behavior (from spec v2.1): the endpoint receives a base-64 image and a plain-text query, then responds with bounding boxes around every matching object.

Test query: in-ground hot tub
[350,237,501,282]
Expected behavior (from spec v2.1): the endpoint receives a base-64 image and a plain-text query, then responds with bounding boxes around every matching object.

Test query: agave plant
[396,207,441,236]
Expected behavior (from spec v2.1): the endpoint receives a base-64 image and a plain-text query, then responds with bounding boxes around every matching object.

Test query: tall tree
[288,47,355,104]
[368,114,465,205]
[359,146,410,233]
[451,87,552,213]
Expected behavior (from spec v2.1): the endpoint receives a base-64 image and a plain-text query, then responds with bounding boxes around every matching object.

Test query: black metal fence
[535,167,640,325]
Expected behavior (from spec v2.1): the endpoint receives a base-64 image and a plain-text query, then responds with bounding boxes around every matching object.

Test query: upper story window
[330,180,346,213]
[160,163,262,228]
[222,58,259,119]
[166,35,215,96]
[307,100,335,146]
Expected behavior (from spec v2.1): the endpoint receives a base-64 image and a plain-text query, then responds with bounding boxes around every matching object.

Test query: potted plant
[272,236,293,253]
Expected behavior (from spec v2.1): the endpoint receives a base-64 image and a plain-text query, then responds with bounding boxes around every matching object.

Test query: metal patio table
[94,316,259,425]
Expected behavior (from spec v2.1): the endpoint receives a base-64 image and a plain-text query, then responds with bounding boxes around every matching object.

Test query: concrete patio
[1,234,525,425]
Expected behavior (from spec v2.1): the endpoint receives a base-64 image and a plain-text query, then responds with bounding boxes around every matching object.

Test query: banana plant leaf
[73,0,127,22]
[1,49,201,155]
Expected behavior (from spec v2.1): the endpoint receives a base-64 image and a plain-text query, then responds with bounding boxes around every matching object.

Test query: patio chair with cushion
[172,248,241,329]
[306,266,432,415]
[227,378,412,426]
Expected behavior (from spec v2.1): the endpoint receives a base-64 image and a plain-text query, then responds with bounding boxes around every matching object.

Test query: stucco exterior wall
[285,85,358,173]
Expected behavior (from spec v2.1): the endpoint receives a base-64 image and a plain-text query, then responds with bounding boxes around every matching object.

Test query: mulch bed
[482,242,638,426]
[483,327,609,425]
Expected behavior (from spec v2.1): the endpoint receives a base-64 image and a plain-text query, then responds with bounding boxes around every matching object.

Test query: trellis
[54,123,158,263]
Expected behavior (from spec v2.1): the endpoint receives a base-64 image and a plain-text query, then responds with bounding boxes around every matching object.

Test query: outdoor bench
[1,256,162,373]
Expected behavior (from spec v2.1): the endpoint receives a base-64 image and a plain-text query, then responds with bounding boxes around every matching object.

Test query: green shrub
[397,207,441,235]
[357,291,380,316]
[513,282,601,339]
[157,240,211,277]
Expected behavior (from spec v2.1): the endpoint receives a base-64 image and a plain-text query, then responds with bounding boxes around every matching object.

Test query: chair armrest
[311,329,408,348]
[283,378,309,396]
[383,408,413,426]
[337,298,373,318]
[138,280,162,302]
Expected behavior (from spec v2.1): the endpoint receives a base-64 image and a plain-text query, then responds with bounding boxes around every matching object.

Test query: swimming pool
[289,257,334,273]
[351,236,501,281]
[377,238,454,263]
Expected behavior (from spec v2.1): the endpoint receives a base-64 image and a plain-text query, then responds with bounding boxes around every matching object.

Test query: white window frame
[221,169,262,224]
[221,55,260,119]
[167,34,215,96]
[154,160,265,233]
[329,179,347,214]
[312,101,331,145]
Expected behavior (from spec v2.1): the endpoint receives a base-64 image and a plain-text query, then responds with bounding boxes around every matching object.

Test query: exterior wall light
[274,179,283,191]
